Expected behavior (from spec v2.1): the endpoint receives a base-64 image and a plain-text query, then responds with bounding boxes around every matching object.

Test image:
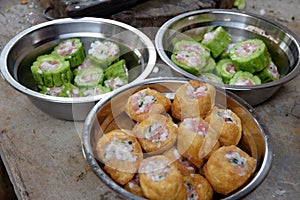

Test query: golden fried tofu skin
[125,88,171,122]
[203,145,257,195]
[96,129,143,185]
[171,80,216,120]
[138,155,187,200]
[163,147,197,176]
[205,107,242,146]
[132,114,178,155]
[177,117,219,167]
[124,173,144,198]
[183,174,213,200]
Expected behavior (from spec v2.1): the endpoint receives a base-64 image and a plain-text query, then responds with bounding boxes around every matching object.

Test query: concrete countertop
[0,0,299,199]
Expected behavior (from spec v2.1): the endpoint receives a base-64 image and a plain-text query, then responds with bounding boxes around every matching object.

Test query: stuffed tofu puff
[125,88,171,122]
[204,145,257,195]
[163,147,196,176]
[138,155,187,200]
[132,114,178,154]
[177,117,220,168]
[96,129,143,185]
[205,107,242,146]
[183,174,213,200]
[171,80,216,120]
[124,173,144,198]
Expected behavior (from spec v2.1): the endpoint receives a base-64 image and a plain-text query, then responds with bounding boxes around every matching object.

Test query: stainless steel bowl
[0,17,156,121]
[82,77,273,200]
[155,9,300,106]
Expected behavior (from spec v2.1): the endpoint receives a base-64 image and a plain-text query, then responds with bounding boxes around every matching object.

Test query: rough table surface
[0,0,299,199]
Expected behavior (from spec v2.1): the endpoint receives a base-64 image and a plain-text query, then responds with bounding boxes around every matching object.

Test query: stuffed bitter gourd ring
[257,61,280,83]
[38,85,64,97]
[104,59,128,80]
[31,54,73,87]
[74,67,104,88]
[52,38,86,68]
[229,71,261,86]
[171,51,208,76]
[216,59,237,84]
[80,85,110,97]
[59,83,81,97]
[104,59,128,90]
[200,73,223,84]
[229,39,271,73]
[88,40,120,69]
[201,26,231,58]
[200,57,216,73]
[173,40,211,58]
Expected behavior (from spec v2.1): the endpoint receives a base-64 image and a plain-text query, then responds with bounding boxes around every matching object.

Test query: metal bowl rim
[0,17,157,104]
[82,77,273,200]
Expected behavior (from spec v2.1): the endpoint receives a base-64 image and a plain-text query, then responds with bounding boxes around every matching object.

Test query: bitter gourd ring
[202,26,232,58]
[229,71,261,86]
[216,59,237,84]
[88,40,120,69]
[173,40,211,58]
[229,39,271,73]
[30,54,73,87]
[171,51,208,76]
[74,67,104,88]
[52,38,86,68]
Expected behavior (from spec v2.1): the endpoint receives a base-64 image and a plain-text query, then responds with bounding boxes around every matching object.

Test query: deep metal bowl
[82,77,273,200]
[155,9,300,106]
[0,17,156,121]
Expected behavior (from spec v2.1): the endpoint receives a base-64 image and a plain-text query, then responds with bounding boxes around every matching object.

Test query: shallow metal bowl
[82,77,272,200]
[0,17,156,121]
[155,9,300,106]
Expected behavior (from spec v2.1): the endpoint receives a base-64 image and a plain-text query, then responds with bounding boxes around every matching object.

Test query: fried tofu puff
[205,107,242,146]
[171,80,216,120]
[125,88,171,122]
[183,174,213,200]
[203,145,257,195]
[124,173,144,198]
[163,147,197,176]
[132,114,178,155]
[96,129,143,185]
[177,117,220,168]
[139,155,186,200]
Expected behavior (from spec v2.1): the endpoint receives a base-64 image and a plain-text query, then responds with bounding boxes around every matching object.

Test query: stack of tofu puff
[96,79,257,200]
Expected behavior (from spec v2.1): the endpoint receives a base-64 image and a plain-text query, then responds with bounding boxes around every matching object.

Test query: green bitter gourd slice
[171,50,208,76]
[74,67,104,88]
[201,73,224,84]
[216,59,237,84]
[31,54,73,87]
[59,83,81,97]
[72,58,97,76]
[200,57,216,73]
[80,85,111,97]
[104,59,128,90]
[88,40,120,69]
[38,85,64,97]
[229,39,271,73]
[173,40,211,58]
[257,61,280,83]
[201,26,232,58]
[229,71,261,86]
[52,38,86,68]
